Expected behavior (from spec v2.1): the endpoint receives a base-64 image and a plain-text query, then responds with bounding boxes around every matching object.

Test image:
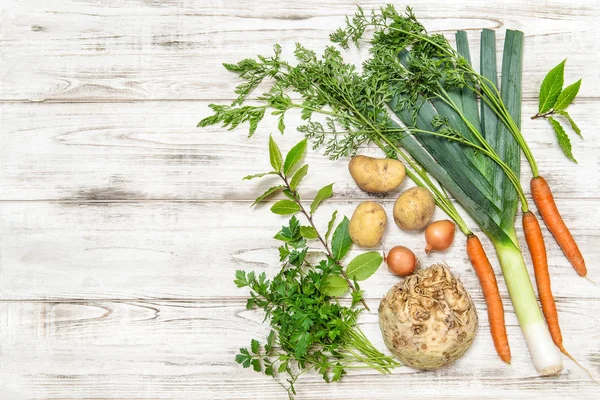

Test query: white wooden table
[1,1,599,398]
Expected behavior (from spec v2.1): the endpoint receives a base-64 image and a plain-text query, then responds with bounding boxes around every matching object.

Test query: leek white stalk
[494,240,562,375]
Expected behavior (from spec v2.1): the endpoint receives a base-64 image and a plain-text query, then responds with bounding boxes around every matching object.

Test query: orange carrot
[466,234,511,363]
[522,211,562,346]
[531,176,586,276]
[522,211,597,382]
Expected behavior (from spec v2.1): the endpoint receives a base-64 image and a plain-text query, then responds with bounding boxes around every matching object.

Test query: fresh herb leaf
[198,104,266,138]
[556,110,582,137]
[269,135,283,172]
[251,339,260,354]
[284,139,308,175]
[290,164,309,191]
[553,79,582,111]
[310,183,334,214]
[325,210,338,243]
[278,113,286,134]
[539,59,565,113]
[548,116,577,163]
[233,123,398,398]
[243,172,277,180]
[282,189,296,200]
[252,185,284,206]
[236,347,252,368]
[300,226,318,239]
[234,270,248,287]
[346,252,383,281]
[331,217,352,261]
[320,275,349,296]
[251,358,261,372]
[271,200,301,215]
[274,216,301,242]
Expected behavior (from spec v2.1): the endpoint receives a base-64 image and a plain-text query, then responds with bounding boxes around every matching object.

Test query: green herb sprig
[531,59,582,162]
[235,136,397,398]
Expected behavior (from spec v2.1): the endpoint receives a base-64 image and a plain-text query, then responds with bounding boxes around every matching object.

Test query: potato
[349,201,387,248]
[393,187,435,231]
[349,155,406,193]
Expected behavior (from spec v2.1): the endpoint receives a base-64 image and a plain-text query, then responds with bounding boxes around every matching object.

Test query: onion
[385,246,417,277]
[425,220,456,254]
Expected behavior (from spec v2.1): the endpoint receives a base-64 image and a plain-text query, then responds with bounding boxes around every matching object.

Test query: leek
[199,5,564,374]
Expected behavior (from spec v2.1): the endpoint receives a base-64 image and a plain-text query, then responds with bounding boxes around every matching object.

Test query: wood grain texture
[1,0,599,398]
[0,299,598,399]
[0,200,598,301]
[0,100,596,201]
[1,0,600,101]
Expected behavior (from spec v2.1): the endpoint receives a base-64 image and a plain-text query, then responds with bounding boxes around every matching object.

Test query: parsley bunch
[234,137,398,398]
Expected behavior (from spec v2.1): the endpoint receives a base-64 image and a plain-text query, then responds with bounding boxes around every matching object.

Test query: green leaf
[346,252,383,281]
[252,185,284,206]
[268,135,283,172]
[320,275,348,297]
[236,348,252,368]
[548,117,577,163]
[270,200,300,215]
[553,79,582,111]
[282,189,296,200]
[539,59,565,113]
[251,358,261,372]
[556,110,582,137]
[243,172,276,180]
[234,270,248,288]
[300,226,318,239]
[290,164,309,191]
[331,217,352,261]
[310,183,334,214]
[251,339,260,354]
[283,139,307,175]
[325,210,338,243]
[278,114,286,134]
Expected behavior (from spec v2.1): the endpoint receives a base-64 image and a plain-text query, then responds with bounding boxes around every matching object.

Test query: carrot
[522,211,598,382]
[522,211,562,345]
[466,234,511,363]
[530,176,586,276]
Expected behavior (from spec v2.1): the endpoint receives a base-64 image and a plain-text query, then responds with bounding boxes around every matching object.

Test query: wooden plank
[0,100,595,201]
[1,0,599,101]
[0,299,598,399]
[0,199,597,301]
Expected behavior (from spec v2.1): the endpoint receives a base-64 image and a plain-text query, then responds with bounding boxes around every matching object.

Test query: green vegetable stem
[236,137,399,398]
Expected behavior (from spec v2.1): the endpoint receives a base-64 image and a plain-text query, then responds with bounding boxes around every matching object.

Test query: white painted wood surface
[0,0,598,398]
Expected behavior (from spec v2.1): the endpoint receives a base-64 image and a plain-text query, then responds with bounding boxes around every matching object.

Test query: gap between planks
[1,96,600,104]
[0,196,597,203]
[0,295,595,304]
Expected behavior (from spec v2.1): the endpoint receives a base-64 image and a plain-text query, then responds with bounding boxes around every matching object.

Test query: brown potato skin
[393,187,435,231]
[349,201,387,248]
[349,155,406,193]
